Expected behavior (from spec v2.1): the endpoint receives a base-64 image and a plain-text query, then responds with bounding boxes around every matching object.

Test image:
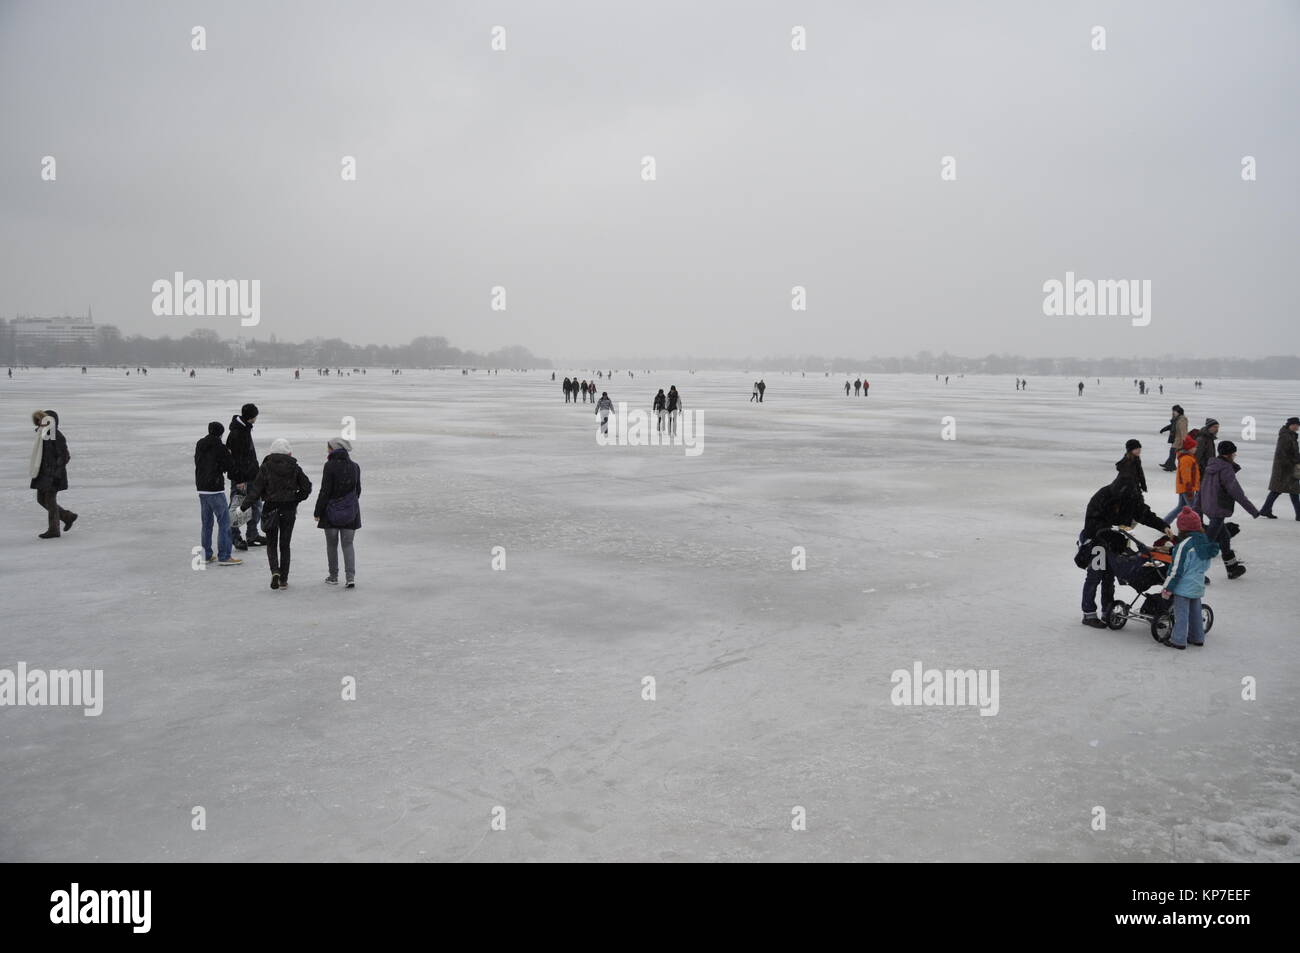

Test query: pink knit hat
[1176,506,1202,533]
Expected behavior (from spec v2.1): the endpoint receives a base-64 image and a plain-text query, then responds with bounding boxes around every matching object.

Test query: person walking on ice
[1199,440,1259,579]
[240,438,313,590]
[666,385,682,437]
[29,410,77,539]
[1259,417,1300,520]
[653,389,667,433]
[595,392,615,436]
[314,438,361,589]
[1158,507,1219,649]
[1078,381,1084,396]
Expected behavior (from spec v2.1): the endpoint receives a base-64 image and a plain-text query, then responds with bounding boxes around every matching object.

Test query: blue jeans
[1164,491,1198,526]
[200,492,232,561]
[231,485,262,540]
[1171,594,1204,647]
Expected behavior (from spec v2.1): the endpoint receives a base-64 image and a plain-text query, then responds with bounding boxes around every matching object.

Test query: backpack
[325,463,359,525]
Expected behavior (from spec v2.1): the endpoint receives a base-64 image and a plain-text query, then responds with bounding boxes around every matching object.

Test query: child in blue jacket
[1160,507,1221,649]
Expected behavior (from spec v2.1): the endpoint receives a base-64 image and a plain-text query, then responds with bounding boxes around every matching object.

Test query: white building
[11,314,98,349]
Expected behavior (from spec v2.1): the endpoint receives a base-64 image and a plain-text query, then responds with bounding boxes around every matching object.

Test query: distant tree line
[0,323,550,369]
[586,351,1300,379]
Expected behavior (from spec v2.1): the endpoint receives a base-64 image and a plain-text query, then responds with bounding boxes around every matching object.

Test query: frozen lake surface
[2,368,1297,861]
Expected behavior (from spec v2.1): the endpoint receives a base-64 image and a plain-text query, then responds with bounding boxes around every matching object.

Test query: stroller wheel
[1106,604,1129,630]
[1151,612,1173,643]
[1202,604,1214,633]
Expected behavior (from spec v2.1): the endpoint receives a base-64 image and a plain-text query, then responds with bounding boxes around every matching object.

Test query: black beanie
[1287,417,1300,427]
[241,403,259,420]
[1125,439,1142,451]
[1218,440,1238,455]
[208,421,224,437]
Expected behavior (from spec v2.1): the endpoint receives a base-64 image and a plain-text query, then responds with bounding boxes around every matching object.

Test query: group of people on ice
[562,377,600,403]
[27,404,363,592]
[843,378,870,396]
[1076,402,1300,649]
[194,403,364,590]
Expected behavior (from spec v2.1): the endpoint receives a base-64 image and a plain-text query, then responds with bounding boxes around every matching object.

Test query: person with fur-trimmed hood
[1260,417,1300,520]
[241,438,312,590]
[226,403,266,550]
[1200,440,1259,579]
[29,409,77,539]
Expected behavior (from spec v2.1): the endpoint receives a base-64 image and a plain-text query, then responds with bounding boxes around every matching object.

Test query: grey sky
[2,0,1297,362]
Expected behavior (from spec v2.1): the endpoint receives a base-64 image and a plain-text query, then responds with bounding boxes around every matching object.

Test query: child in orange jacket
[1164,432,1201,524]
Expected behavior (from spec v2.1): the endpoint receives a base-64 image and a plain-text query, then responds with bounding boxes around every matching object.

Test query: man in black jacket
[1194,418,1219,478]
[1077,477,1171,628]
[225,403,265,550]
[195,421,241,565]
[30,409,77,539]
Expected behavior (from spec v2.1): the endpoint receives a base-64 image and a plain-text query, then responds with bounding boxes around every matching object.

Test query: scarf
[30,416,53,479]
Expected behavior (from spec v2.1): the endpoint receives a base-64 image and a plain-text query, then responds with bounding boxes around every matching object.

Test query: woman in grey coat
[1260,417,1300,519]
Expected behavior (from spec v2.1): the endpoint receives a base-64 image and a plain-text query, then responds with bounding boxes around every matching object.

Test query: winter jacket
[666,390,680,412]
[1194,429,1217,476]
[194,426,233,492]
[241,453,312,509]
[1171,414,1188,448]
[653,392,666,412]
[1267,426,1300,495]
[1164,531,1220,599]
[1114,455,1147,493]
[1082,480,1165,541]
[225,415,259,484]
[1174,449,1200,496]
[595,397,614,415]
[1200,456,1259,520]
[313,448,362,530]
[30,411,70,492]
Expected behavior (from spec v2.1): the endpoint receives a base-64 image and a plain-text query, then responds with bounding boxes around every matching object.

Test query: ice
[1,368,1297,861]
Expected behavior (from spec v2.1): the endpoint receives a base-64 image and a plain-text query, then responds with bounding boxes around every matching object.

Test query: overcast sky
[1,0,1296,362]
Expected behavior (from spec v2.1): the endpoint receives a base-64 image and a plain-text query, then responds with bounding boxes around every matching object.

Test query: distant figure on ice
[844,381,851,396]
[551,372,556,381]
[753,382,761,402]
[314,438,361,589]
[30,410,77,540]
[241,438,312,590]
[944,376,949,385]
[195,421,241,566]
[854,378,861,396]
[1194,418,1220,477]
[1158,384,1163,395]
[1078,381,1084,396]
[1138,380,1146,395]
[653,389,667,433]
[1259,417,1300,520]
[227,403,266,551]
[1200,441,1259,580]
[294,369,300,379]
[757,379,766,402]
[595,392,615,436]
[1159,405,1187,471]
[666,386,681,437]
[863,379,869,396]
[563,377,572,403]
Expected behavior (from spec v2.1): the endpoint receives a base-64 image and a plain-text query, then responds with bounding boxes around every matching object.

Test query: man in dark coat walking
[30,409,77,539]
[195,421,241,565]
[226,403,266,549]
[1194,418,1219,477]
[1259,417,1300,519]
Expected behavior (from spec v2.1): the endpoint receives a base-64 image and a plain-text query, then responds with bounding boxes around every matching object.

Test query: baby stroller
[1106,530,1214,641]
